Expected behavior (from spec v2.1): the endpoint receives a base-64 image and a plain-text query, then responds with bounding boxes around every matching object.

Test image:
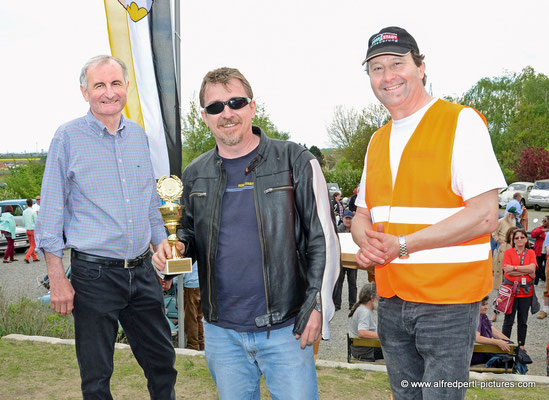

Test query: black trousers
[536,255,546,283]
[502,296,532,346]
[71,255,177,399]
[332,267,357,309]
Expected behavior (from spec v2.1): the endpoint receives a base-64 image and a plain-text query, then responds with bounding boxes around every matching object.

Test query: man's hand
[295,309,322,349]
[50,276,75,315]
[152,239,185,271]
[355,225,399,269]
[495,339,511,352]
[45,252,74,315]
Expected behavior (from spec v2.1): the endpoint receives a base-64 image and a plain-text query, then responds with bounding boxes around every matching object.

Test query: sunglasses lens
[228,97,250,110]
[204,102,224,115]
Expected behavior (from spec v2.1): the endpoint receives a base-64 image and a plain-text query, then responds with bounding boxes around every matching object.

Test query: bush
[0,287,74,339]
[323,168,362,198]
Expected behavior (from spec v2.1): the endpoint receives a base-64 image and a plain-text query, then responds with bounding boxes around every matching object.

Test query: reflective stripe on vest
[365,99,492,304]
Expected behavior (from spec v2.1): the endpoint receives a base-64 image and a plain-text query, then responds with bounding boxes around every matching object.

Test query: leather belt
[71,249,151,269]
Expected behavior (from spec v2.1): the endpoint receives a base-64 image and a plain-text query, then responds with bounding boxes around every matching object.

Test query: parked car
[498,182,533,208]
[0,226,30,253]
[528,179,549,211]
[327,182,341,199]
[0,199,33,226]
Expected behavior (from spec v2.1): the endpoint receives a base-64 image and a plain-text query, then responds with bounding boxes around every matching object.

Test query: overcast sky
[1,0,548,153]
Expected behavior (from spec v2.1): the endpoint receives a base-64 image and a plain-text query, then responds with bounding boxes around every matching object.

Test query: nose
[382,68,396,82]
[104,84,116,98]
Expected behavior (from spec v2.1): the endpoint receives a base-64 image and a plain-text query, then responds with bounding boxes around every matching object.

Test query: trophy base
[159,257,192,279]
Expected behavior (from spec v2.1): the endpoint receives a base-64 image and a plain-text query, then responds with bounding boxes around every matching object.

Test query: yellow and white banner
[104,0,181,178]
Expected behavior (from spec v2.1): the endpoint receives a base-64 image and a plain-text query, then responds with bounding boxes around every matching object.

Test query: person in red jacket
[532,216,549,319]
[501,228,537,350]
[532,216,548,281]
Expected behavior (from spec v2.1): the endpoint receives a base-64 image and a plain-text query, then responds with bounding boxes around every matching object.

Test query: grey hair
[79,55,128,90]
[349,283,377,317]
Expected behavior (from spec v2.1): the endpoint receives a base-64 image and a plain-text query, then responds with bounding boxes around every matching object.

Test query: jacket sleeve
[292,150,340,338]
[531,226,545,239]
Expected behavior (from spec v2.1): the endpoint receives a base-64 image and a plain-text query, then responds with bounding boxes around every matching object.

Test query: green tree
[327,104,389,170]
[181,99,289,169]
[459,66,549,182]
[308,145,325,167]
[3,162,44,199]
[322,167,362,198]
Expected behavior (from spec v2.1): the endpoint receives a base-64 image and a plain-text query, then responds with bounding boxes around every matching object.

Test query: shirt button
[122,178,126,182]
[128,219,132,223]
[119,159,122,163]
[126,199,130,203]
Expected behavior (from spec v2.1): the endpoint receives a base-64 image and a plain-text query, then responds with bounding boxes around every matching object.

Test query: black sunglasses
[204,97,251,115]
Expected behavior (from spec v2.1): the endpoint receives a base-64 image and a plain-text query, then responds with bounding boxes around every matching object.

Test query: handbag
[494,281,519,315]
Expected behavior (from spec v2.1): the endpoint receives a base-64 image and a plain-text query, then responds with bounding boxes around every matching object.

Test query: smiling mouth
[384,83,404,91]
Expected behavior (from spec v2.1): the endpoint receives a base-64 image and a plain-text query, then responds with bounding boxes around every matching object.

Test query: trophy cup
[156,175,192,278]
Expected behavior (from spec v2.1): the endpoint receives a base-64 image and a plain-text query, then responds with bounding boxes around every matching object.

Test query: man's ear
[80,86,89,102]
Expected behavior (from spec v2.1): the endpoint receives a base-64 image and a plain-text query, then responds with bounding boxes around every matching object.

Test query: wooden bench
[347,336,518,373]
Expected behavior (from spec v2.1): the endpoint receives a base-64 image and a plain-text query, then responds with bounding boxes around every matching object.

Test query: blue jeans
[378,296,479,400]
[71,255,177,399]
[203,322,318,400]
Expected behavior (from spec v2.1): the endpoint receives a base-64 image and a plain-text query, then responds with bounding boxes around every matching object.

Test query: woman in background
[348,283,383,362]
[0,205,17,263]
[501,228,537,350]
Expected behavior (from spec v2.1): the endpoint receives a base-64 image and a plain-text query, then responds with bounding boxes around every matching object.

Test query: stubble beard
[216,118,243,147]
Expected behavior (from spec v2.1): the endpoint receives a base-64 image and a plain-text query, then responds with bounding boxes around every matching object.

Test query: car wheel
[534,204,541,211]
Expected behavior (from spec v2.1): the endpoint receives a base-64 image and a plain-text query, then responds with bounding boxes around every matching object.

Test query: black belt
[71,249,151,269]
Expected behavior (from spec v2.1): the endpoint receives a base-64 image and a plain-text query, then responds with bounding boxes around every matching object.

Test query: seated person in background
[471,295,512,365]
[348,283,383,361]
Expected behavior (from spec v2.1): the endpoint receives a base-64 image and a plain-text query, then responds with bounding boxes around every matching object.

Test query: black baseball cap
[362,26,420,65]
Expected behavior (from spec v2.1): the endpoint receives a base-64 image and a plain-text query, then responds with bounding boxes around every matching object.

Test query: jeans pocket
[70,261,102,281]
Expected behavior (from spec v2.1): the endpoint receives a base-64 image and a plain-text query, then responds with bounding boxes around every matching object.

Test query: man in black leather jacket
[155,67,339,399]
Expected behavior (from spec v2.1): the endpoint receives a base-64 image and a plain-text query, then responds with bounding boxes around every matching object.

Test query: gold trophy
[156,175,192,277]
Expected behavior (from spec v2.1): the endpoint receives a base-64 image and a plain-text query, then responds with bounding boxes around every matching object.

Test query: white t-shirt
[32,203,40,212]
[356,98,507,208]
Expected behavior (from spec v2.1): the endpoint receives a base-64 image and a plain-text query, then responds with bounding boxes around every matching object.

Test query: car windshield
[534,181,549,190]
[508,184,526,191]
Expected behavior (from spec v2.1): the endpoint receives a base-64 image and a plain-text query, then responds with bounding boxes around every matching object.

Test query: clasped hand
[355,225,400,270]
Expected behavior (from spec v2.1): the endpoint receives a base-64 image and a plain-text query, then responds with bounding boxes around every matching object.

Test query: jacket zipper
[264,185,293,194]
[190,192,207,197]
[295,294,316,332]
[253,171,272,338]
[207,160,224,321]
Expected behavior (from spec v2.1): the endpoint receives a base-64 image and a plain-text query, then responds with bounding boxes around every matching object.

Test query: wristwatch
[398,235,409,259]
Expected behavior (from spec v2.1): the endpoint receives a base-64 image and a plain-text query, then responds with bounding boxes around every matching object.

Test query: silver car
[498,182,533,208]
[528,179,549,211]
[0,226,30,253]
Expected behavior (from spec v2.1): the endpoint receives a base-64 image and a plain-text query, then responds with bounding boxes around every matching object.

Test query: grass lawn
[0,339,546,399]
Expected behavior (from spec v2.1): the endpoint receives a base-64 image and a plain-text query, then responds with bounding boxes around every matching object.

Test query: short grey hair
[79,55,128,90]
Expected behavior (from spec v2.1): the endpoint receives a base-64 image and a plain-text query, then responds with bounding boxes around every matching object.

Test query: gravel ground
[1,210,548,376]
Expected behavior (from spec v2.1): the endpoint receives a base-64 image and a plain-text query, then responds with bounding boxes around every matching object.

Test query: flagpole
[173,0,186,350]
[174,0,181,106]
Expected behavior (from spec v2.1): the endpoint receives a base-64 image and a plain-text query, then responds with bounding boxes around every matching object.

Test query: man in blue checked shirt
[35,55,177,400]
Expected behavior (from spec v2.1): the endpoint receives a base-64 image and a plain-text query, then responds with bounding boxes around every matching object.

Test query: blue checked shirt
[35,110,166,259]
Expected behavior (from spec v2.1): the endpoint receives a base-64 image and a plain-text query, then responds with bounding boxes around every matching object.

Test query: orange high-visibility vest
[365,99,492,304]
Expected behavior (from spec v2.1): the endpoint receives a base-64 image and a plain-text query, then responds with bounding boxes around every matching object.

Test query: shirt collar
[85,110,127,137]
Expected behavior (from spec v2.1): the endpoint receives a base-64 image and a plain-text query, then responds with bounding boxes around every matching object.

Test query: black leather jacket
[177,127,336,334]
